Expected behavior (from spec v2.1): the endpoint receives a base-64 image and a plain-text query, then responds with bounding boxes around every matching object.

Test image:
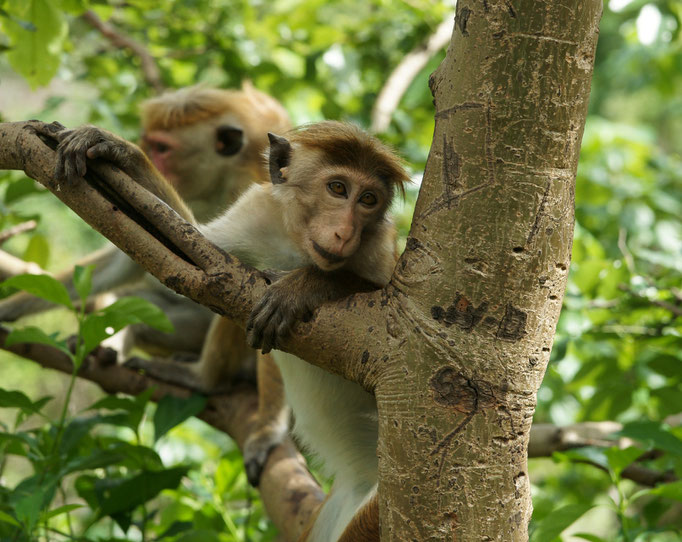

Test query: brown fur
[337,494,379,542]
[288,121,409,197]
[297,491,379,542]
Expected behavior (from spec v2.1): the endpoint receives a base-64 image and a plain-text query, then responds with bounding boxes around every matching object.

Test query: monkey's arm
[0,245,145,321]
[36,124,195,224]
[246,266,379,354]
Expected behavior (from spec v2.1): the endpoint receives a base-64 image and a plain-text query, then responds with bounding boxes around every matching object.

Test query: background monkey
[0,83,291,363]
[40,120,409,541]
[0,83,293,485]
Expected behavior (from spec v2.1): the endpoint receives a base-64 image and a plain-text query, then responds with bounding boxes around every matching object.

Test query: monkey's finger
[261,323,279,355]
[31,121,68,141]
[86,141,112,163]
[276,314,295,343]
[62,147,87,182]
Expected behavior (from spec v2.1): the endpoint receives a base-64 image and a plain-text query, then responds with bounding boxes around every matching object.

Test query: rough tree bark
[0,1,602,539]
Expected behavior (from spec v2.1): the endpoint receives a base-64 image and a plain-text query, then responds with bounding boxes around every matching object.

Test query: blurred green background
[0,1,681,541]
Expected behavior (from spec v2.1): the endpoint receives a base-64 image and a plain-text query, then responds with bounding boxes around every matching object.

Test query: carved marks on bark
[418,101,495,222]
[431,292,527,342]
[456,4,472,36]
[428,366,496,482]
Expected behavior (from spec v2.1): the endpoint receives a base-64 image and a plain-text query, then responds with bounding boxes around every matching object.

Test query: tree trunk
[376,1,601,539]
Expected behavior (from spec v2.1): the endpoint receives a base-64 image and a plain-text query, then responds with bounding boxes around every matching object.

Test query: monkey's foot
[243,421,289,487]
[124,356,224,393]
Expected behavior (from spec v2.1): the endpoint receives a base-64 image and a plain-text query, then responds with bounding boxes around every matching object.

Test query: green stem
[50,306,87,458]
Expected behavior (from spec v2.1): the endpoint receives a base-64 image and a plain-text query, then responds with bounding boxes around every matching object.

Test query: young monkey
[42,120,409,542]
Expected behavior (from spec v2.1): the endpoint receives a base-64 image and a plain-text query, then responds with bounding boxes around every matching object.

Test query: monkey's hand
[246,266,378,354]
[33,122,149,183]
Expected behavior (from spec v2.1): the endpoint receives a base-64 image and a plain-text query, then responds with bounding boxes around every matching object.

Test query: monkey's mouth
[312,241,345,264]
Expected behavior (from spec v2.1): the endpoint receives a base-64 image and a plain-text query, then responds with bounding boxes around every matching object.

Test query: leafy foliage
[0,270,271,541]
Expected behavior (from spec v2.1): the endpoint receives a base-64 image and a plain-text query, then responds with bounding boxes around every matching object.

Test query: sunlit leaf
[1,0,68,88]
[1,274,72,309]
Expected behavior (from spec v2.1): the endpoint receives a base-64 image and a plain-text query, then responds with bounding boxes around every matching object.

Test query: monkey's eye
[151,141,171,154]
[359,192,377,206]
[328,181,347,197]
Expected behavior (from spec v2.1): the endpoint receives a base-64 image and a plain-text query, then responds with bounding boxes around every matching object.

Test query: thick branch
[0,121,383,390]
[82,11,165,94]
[370,15,454,133]
[0,325,323,542]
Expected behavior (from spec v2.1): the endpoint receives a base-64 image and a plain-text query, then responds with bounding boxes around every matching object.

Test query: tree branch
[0,248,46,279]
[0,220,38,244]
[0,325,323,542]
[82,10,165,94]
[5,322,674,492]
[370,15,454,133]
[0,120,384,390]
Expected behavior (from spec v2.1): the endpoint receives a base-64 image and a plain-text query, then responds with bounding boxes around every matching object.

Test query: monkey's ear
[267,132,291,185]
[216,126,243,156]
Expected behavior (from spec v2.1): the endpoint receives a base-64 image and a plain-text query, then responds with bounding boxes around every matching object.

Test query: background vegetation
[0,1,680,540]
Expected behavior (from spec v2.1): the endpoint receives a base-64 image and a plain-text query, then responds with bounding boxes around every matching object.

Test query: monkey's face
[296,167,390,272]
[142,112,248,199]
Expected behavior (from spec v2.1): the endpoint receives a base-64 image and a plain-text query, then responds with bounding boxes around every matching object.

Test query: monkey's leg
[125,316,255,392]
[243,352,290,486]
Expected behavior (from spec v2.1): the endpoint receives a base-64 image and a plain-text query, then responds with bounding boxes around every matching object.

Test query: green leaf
[1,274,72,309]
[0,510,20,528]
[73,265,94,306]
[649,480,682,503]
[174,529,222,542]
[572,534,607,542]
[4,326,71,357]
[1,0,67,88]
[4,177,40,204]
[58,0,90,15]
[14,488,48,530]
[98,466,190,516]
[43,503,83,520]
[0,389,49,415]
[554,447,609,470]
[604,446,644,479]
[619,421,682,458]
[154,394,207,442]
[80,296,173,354]
[530,503,593,542]
[23,234,49,268]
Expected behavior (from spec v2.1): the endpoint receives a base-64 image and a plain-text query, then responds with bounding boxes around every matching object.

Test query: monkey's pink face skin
[302,169,388,271]
[142,131,181,186]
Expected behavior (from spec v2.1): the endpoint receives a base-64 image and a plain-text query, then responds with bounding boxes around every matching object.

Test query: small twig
[0,248,46,279]
[0,220,38,244]
[370,14,454,133]
[82,10,164,94]
[619,284,682,318]
[618,228,636,275]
